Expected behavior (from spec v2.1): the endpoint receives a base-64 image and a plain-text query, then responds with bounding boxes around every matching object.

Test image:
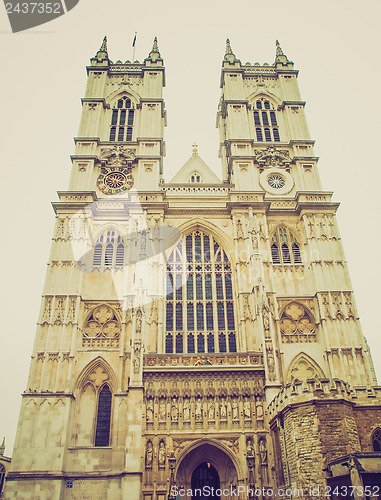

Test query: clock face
[97,167,134,195]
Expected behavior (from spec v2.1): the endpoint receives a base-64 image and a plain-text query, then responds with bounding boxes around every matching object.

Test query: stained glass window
[94,385,112,447]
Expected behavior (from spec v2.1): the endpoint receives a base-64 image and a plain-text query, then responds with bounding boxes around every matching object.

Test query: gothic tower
[5,38,381,500]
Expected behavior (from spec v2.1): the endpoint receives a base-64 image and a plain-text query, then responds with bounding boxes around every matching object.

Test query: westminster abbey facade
[4,38,381,500]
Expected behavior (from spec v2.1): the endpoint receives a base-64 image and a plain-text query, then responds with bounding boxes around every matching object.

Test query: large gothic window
[271,226,302,265]
[109,96,135,142]
[165,230,237,353]
[254,99,280,142]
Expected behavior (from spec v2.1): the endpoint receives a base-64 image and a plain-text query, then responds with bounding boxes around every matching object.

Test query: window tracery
[280,302,316,343]
[109,96,135,142]
[254,99,280,142]
[165,230,236,354]
[271,226,302,265]
[83,304,121,348]
[92,229,126,269]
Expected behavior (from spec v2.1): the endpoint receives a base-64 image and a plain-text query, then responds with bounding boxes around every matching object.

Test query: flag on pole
[132,32,137,47]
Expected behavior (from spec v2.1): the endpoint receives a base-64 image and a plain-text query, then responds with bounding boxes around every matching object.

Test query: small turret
[223,38,240,65]
[145,36,163,65]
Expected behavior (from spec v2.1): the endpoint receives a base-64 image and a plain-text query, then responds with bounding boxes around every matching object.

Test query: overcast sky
[1,0,380,455]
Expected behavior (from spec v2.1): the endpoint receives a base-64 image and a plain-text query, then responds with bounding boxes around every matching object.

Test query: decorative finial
[100,35,107,53]
[192,143,198,154]
[226,38,232,55]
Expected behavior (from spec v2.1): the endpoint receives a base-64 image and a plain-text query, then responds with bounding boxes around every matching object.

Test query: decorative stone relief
[279,302,316,343]
[254,147,292,170]
[82,304,121,348]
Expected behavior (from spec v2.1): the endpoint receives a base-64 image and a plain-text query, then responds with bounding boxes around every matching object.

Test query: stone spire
[275,40,291,66]
[99,35,107,53]
[91,35,109,66]
[146,36,163,63]
[223,38,239,64]
[225,38,233,55]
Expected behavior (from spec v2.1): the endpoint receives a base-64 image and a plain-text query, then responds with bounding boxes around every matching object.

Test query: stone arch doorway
[191,462,220,499]
[175,442,239,500]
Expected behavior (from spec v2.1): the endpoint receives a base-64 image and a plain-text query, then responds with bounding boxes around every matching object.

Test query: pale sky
[1,0,380,455]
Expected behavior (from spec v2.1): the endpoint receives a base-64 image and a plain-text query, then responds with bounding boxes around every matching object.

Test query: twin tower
[4,37,381,500]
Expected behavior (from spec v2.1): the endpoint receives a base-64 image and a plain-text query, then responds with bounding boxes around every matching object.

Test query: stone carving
[254,147,292,169]
[232,397,239,420]
[183,397,190,421]
[208,399,215,420]
[280,302,316,343]
[244,396,251,419]
[246,437,253,454]
[236,219,244,239]
[259,438,269,483]
[53,298,64,325]
[220,397,227,419]
[145,441,153,468]
[158,441,166,468]
[159,399,166,421]
[171,397,179,421]
[99,145,136,167]
[83,304,121,348]
[256,401,264,419]
[41,297,52,323]
[195,397,203,420]
[146,398,154,421]
[89,366,109,387]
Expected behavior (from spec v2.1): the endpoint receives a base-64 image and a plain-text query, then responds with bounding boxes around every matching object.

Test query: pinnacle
[225,38,233,55]
[100,35,108,53]
[275,39,291,65]
[152,36,159,53]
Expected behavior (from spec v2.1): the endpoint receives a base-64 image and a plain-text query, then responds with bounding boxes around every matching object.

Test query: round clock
[97,167,134,195]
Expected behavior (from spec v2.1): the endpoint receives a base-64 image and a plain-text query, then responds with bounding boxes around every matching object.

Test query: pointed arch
[107,91,138,142]
[286,352,325,384]
[106,89,141,108]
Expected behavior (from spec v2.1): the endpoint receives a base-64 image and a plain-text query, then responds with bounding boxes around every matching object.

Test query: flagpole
[132,32,137,62]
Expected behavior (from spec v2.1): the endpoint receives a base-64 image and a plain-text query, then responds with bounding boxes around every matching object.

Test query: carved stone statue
[259,439,268,464]
[232,397,239,420]
[158,441,166,467]
[183,397,190,421]
[220,397,227,419]
[159,399,166,421]
[208,399,215,420]
[145,441,153,468]
[243,396,251,419]
[171,397,179,421]
[195,397,202,421]
[146,399,154,421]
[256,401,264,419]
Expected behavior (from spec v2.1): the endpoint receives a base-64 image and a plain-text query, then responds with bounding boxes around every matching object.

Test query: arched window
[253,99,280,142]
[109,96,135,142]
[372,428,381,451]
[94,384,112,447]
[92,230,126,269]
[165,230,237,353]
[190,172,202,183]
[75,363,114,447]
[271,226,302,265]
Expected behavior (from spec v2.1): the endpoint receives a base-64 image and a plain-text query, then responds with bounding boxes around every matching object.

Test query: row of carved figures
[145,395,264,422]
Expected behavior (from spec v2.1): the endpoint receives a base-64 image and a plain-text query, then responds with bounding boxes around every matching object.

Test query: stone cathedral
[4,38,381,500]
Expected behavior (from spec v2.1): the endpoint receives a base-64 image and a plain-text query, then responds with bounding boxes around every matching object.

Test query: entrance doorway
[191,462,220,499]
